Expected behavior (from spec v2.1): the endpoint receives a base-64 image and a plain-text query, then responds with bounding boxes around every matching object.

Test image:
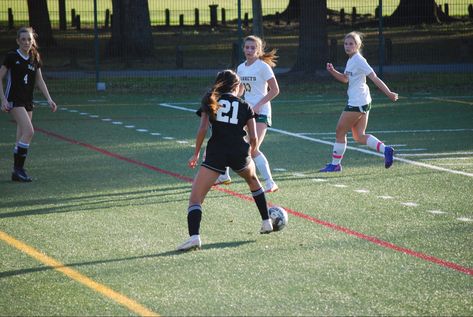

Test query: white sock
[331,142,346,165]
[253,153,273,182]
[222,167,230,178]
[366,135,385,153]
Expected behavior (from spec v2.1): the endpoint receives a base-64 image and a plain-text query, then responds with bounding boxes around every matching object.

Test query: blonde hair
[244,35,278,68]
[344,31,364,52]
[17,27,41,64]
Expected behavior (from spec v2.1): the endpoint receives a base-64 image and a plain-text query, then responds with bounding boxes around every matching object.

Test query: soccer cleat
[214,174,232,185]
[265,181,279,193]
[11,168,32,182]
[260,219,273,234]
[319,163,342,172]
[384,146,394,169]
[177,235,202,251]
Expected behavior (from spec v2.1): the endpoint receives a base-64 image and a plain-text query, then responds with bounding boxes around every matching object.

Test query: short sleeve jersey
[198,93,255,148]
[344,52,374,107]
[237,59,275,117]
[3,49,40,106]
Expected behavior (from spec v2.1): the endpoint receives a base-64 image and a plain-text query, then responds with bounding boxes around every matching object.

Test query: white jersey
[237,59,275,117]
[344,52,374,107]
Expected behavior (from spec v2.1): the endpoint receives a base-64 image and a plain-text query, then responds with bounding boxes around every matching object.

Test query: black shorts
[344,103,371,113]
[202,142,251,174]
[11,101,34,112]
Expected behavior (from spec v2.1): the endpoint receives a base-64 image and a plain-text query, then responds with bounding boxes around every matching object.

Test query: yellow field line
[0,230,159,317]
[427,96,473,106]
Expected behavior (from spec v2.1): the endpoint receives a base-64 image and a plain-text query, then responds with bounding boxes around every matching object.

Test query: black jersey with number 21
[199,93,255,148]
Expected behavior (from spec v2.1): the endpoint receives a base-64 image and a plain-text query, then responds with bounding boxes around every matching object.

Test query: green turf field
[0,83,472,315]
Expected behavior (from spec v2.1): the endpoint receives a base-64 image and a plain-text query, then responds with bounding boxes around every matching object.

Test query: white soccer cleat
[265,181,279,193]
[259,219,273,234]
[177,235,202,251]
[215,174,232,185]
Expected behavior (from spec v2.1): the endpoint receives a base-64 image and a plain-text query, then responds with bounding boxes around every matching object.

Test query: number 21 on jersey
[216,100,239,124]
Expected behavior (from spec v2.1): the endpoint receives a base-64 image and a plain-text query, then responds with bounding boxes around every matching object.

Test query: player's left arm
[35,68,57,112]
[189,113,210,169]
[253,77,280,113]
[368,72,398,102]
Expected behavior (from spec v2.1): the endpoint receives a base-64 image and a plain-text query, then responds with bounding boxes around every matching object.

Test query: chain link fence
[1,0,472,92]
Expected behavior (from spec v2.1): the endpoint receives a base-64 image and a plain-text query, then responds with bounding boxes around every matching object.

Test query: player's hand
[326,63,335,72]
[1,99,11,112]
[388,92,398,102]
[48,99,57,112]
[188,154,199,169]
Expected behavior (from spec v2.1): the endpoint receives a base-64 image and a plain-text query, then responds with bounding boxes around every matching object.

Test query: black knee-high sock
[252,188,269,220]
[14,144,29,170]
[187,204,202,236]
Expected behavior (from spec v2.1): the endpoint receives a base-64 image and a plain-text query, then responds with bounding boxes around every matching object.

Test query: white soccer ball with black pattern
[268,206,288,231]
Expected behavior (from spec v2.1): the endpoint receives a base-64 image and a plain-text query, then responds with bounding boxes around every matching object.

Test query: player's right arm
[327,63,348,84]
[0,65,10,112]
[246,117,259,157]
[189,112,210,168]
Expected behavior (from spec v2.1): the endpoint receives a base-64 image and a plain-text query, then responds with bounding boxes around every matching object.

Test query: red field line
[36,127,473,276]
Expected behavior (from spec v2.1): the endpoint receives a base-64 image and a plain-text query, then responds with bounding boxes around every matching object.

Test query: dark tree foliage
[387,0,452,25]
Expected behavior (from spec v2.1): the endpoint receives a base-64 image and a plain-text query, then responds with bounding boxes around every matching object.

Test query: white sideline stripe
[421,157,471,161]
[398,151,473,157]
[269,127,473,178]
[159,103,473,178]
[457,217,473,222]
[354,189,369,193]
[428,96,473,106]
[301,128,473,135]
[378,195,394,199]
[395,148,427,152]
[401,202,419,207]
[427,210,447,214]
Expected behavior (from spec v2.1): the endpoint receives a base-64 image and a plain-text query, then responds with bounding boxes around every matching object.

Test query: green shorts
[344,103,371,113]
[255,114,272,127]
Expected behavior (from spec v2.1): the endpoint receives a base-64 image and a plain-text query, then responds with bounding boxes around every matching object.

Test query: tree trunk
[252,0,264,38]
[280,0,300,21]
[291,0,328,73]
[27,0,55,46]
[387,0,449,25]
[109,0,154,58]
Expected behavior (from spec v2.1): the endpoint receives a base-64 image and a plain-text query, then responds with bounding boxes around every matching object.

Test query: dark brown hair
[201,70,240,122]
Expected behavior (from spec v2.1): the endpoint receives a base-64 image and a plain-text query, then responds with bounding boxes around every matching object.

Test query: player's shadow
[0,240,256,278]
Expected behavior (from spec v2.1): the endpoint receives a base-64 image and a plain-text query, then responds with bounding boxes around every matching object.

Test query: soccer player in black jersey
[0,27,57,182]
[177,70,273,251]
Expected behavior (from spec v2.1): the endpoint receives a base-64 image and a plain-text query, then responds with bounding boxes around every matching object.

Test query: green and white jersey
[345,52,374,107]
[237,59,275,117]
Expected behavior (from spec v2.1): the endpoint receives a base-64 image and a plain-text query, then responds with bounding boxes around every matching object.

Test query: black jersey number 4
[216,99,239,124]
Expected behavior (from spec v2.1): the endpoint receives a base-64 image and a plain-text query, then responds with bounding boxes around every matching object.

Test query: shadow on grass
[0,240,256,278]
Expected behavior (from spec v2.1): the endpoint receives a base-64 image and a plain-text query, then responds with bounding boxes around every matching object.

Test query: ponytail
[201,70,241,122]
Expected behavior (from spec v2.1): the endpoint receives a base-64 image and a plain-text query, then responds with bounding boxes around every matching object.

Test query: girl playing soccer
[177,70,273,251]
[0,27,57,182]
[320,31,398,172]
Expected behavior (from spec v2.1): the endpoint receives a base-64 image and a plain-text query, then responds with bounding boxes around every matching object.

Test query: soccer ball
[268,206,288,231]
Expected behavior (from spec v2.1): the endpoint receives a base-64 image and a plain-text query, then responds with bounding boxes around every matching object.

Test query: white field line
[301,128,473,135]
[427,96,473,106]
[398,151,473,157]
[159,103,473,178]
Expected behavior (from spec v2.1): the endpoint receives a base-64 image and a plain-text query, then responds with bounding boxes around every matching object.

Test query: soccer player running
[0,27,57,182]
[216,35,280,193]
[177,70,273,251]
[320,31,398,172]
